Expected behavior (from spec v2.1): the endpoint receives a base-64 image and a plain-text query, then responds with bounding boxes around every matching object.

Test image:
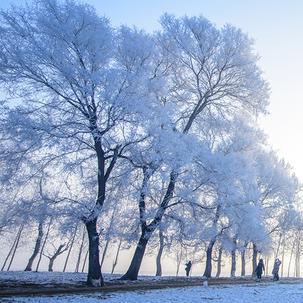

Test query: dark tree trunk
[252,243,258,276]
[35,218,52,272]
[63,226,77,272]
[156,229,164,276]
[203,240,215,278]
[120,231,149,280]
[47,244,67,272]
[25,221,44,271]
[111,240,122,274]
[86,219,103,286]
[120,168,166,281]
[82,135,118,285]
[48,258,54,272]
[75,226,86,272]
[215,247,223,278]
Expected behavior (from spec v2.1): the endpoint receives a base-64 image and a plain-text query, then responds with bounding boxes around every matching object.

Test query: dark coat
[272,259,281,275]
[255,261,265,275]
[185,261,192,271]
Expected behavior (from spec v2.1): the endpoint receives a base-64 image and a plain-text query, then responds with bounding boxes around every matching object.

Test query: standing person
[185,261,192,277]
[255,259,265,281]
[272,258,282,281]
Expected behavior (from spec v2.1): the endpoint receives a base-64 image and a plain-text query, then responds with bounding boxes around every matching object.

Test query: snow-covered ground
[2,283,303,303]
[0,271,89,285]
[0,271,202,285]
[1,271,303,303]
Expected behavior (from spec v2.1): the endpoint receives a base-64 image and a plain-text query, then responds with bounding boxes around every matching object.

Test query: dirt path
[1,277,302,298]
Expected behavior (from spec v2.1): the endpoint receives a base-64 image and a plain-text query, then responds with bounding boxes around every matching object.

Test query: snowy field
[1,272,303,303]
[0,271,199,285]
[2,283,303,303]
[0,271,89,286]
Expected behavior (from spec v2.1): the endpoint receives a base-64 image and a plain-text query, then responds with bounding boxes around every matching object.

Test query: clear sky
[2,0,303,180]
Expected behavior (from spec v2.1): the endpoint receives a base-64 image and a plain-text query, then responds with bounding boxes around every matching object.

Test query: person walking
[272,258,282,281]
[255,259,265,281]
[185,260,192,277]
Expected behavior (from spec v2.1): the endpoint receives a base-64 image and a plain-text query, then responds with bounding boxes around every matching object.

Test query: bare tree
[0,1,159,286]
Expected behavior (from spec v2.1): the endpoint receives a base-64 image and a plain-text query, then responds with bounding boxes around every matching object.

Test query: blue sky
[2,0,303,180]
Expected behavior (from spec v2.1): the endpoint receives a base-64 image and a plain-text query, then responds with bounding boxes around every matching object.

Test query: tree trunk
[274,233,283,259]
[251,243,258,276]
[100,203,118,270]
[63,225,77,272]
[156,229,164,276]
[241,249,246,277]
[6,225,23,271]
[203,240,215,278]
[230,249,236,277]
[120,168,162,281]
[86,219,103,286]
[48,258,54,272]
[120,231,149,280]
[288,238,296,277]
[281,239,285,278]
[265,257,269,276]
[100,238,110,269]
[295,233,301,278]
[25,221,44,271]
[75,226,86,272]
[230,237,237,277]
[82,249,89,273]
[48,244,67,272]
[176,247,183,277]
[111,240,122,274]
[215,247,222,278]
[1,225,23,271]
[35,218,52,272]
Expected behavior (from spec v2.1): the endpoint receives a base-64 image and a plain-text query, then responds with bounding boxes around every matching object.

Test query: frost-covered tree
[0,0,163,286]
[121,13,269,281]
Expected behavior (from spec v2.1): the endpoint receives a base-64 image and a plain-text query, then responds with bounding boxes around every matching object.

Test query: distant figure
[185,261,192,277]
[272,258,282,281]
[255,259,265,280]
